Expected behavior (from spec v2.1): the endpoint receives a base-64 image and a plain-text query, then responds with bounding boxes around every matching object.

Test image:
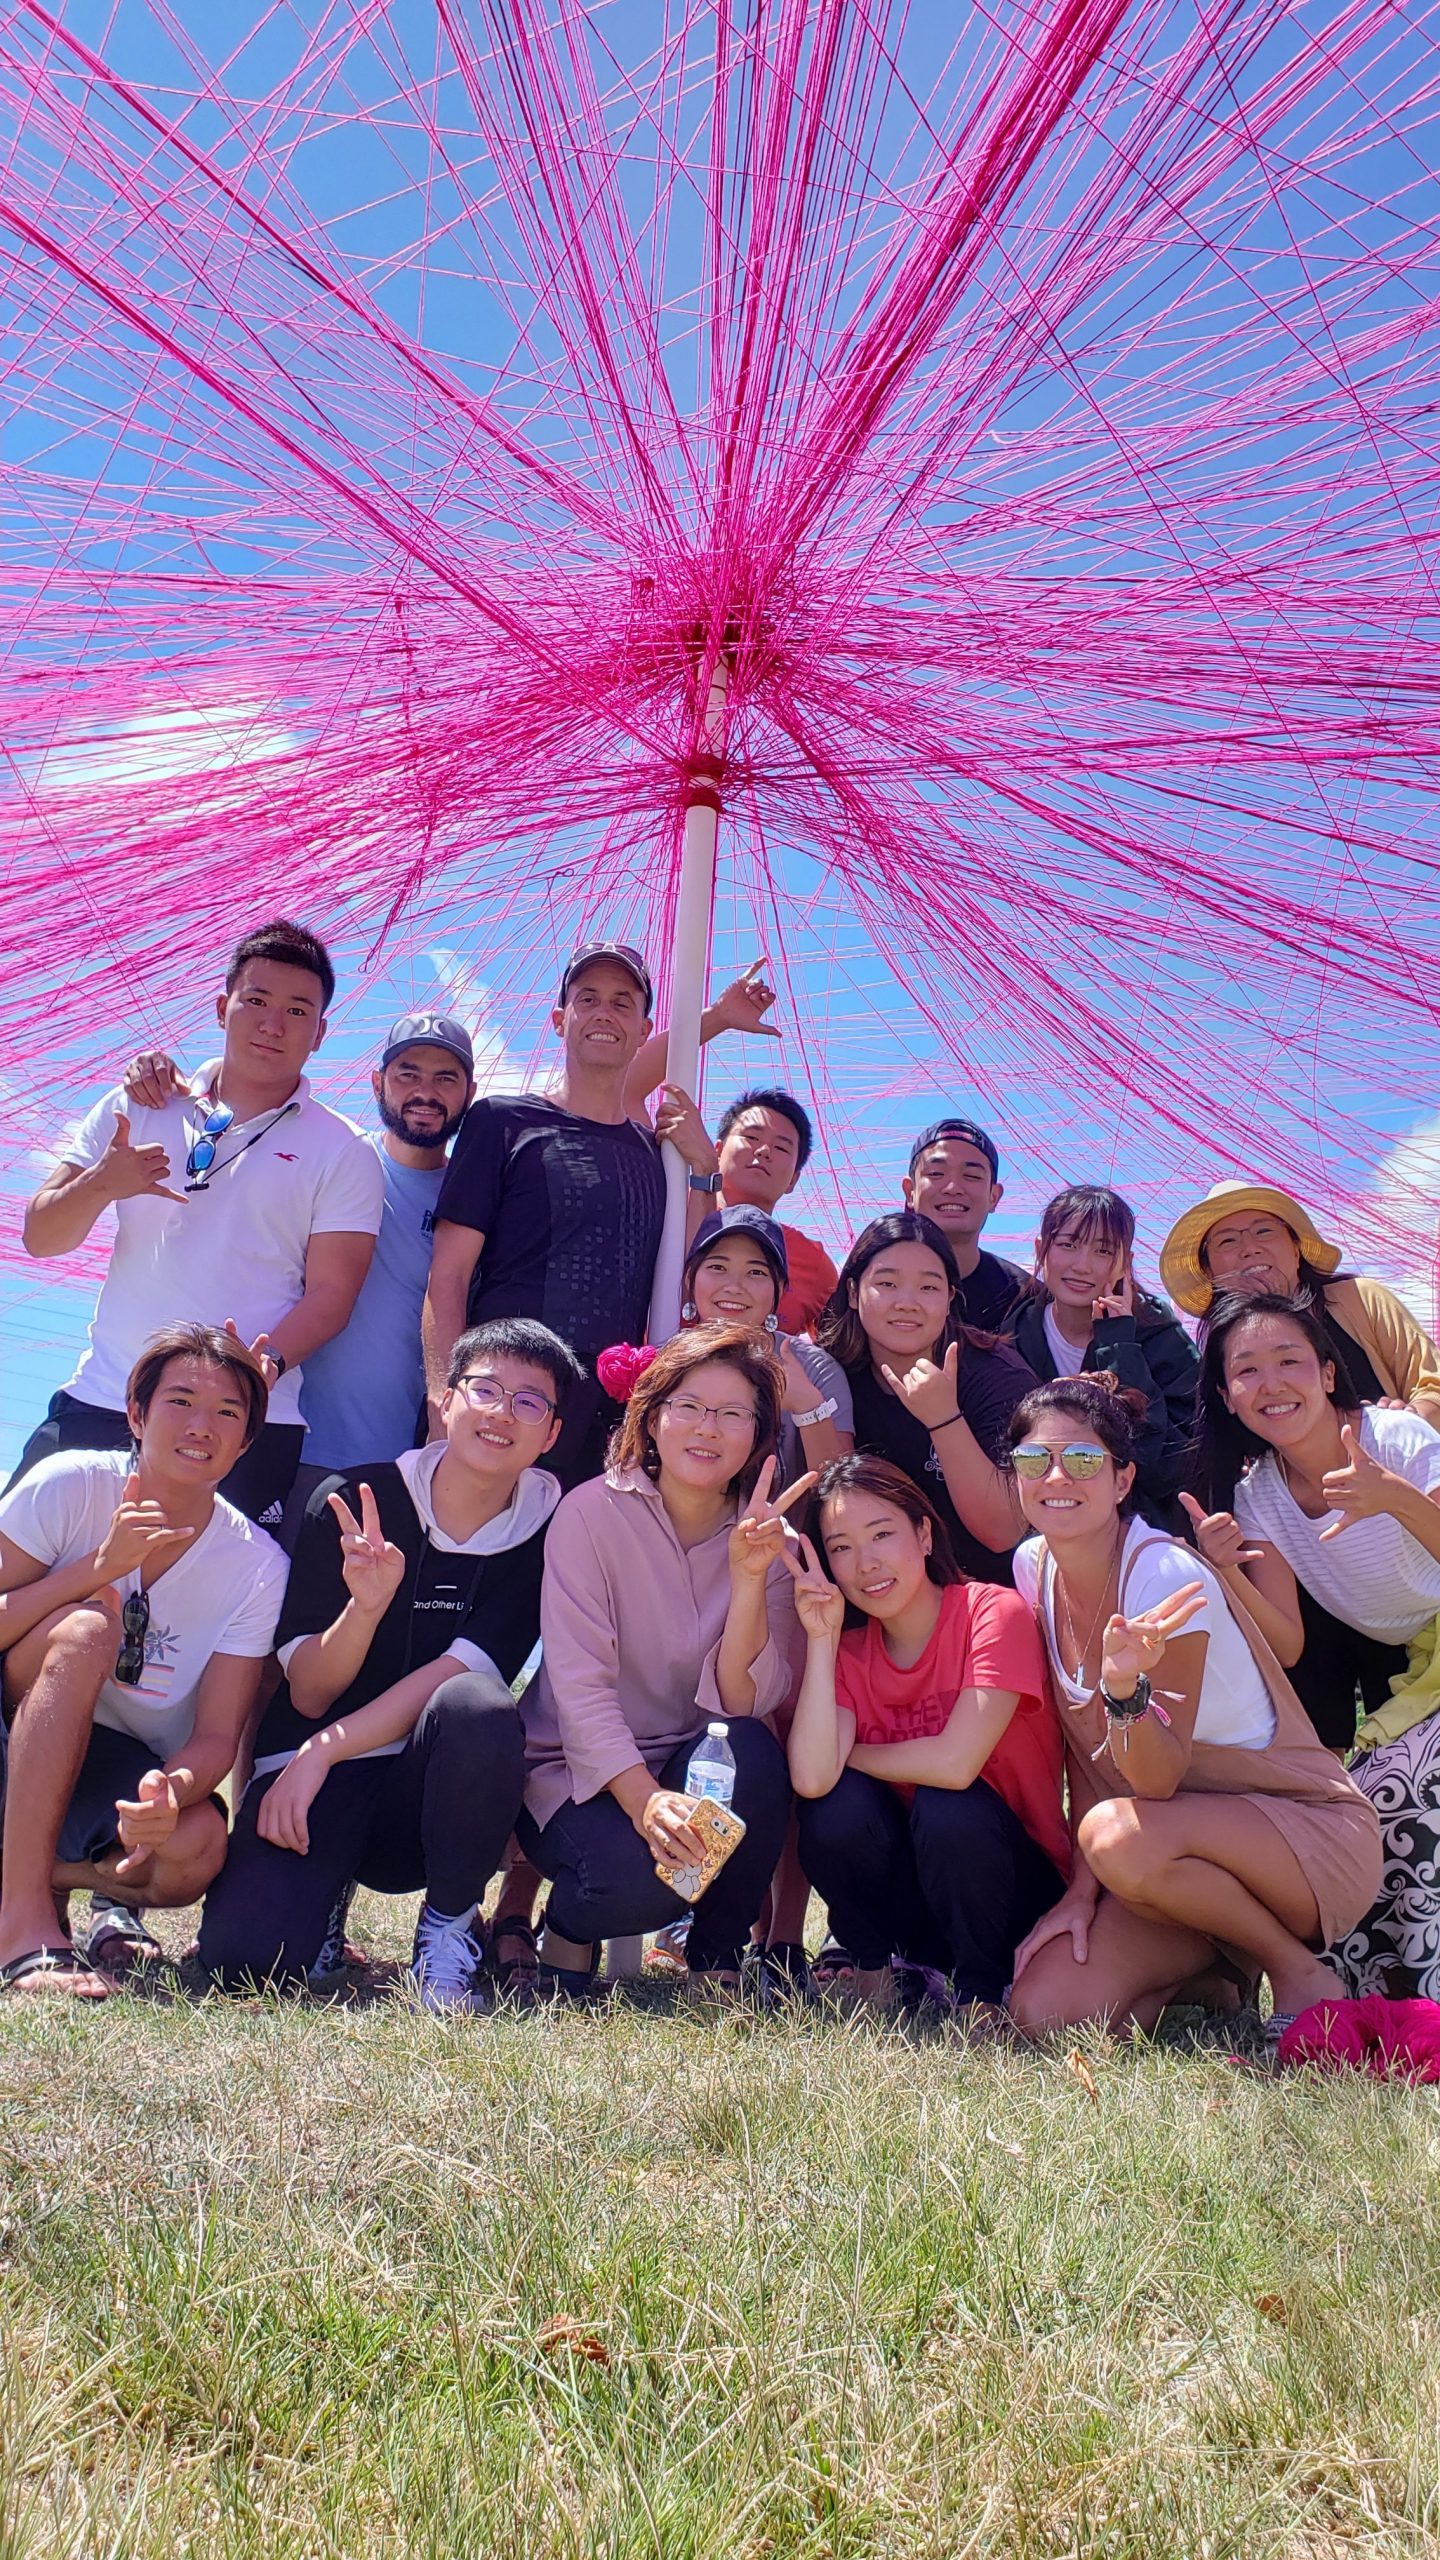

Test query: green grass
[2,1894,1439,2557]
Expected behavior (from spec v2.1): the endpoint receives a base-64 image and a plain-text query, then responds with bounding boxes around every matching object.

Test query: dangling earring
[763,1311,779,1334]
[682,1299,697,1323]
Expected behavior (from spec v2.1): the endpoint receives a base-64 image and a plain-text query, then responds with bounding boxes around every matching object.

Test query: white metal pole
[607,659,728,1986]
[647,649,729,1343]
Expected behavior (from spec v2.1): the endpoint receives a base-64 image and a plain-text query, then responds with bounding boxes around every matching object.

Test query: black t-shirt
[437,1094,665,1361]
[847,1335,1038,1584]
[957,1249,1028,1334]
[255,1463,549,1764]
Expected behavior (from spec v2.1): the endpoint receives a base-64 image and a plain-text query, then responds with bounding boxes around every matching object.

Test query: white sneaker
[407,1903,489,2015]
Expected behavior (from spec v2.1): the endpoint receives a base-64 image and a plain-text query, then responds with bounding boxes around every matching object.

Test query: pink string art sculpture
[2,1,1439,1363]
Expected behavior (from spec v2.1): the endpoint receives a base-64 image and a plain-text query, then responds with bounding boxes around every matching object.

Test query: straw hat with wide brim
[1158,1180,1342,1317]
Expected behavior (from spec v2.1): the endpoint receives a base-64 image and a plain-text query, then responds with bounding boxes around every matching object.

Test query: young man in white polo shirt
[14,920,384,1527]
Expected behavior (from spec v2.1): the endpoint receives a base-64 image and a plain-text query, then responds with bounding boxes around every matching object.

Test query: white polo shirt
[58,1077,384,1426]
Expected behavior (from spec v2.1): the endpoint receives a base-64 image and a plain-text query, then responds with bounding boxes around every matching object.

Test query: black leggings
[198,1672,522,1989]
[797,1769,1064,2003]
[516,1715,792,1971]
[1290,1582,1408,1754]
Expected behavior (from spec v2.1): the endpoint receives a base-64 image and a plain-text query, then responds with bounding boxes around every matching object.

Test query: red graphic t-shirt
[834,1581,1070,1878]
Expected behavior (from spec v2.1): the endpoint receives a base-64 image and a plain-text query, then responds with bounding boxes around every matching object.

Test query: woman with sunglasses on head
[785,1456,1068,2023]
[0,1322,287,1999]
[1001,1185,1198,1527]
[817,1212,1038,1587]
[1191,1293,1440,2000]
[518,1322,805,1999]
[1004,1376,1379,2041]
[198,1318,580,2012]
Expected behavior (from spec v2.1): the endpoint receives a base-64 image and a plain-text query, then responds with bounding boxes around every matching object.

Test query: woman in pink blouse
[518,1322,807,1995]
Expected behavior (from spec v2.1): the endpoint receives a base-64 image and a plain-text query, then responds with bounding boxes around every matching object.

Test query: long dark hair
[1191,1291,1361,1510]
[818,1211,972,1372]
[1008,1373,1149,1520]
[608,1321,781,1501]
[814,1453,964,1625]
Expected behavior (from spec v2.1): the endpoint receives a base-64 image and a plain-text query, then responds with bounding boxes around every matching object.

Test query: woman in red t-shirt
[785,1455,1068,2020]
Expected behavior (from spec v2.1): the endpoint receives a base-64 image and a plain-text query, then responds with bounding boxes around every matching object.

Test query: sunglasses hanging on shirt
[185,1098,300,1192]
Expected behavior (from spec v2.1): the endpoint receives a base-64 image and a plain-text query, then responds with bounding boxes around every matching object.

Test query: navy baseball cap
[908,1117,1000,1179]
[684,1202,790,1289]
[380,1011,475,1073]
[558,941,654,1011]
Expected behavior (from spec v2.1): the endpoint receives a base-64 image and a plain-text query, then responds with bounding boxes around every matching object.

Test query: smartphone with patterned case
[654,1795,748,1901]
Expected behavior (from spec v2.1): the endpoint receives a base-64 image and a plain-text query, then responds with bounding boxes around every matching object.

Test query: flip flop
[0,1945,111,2000]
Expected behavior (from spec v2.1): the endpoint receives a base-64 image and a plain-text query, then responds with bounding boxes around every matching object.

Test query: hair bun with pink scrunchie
[596,1342,658,1401]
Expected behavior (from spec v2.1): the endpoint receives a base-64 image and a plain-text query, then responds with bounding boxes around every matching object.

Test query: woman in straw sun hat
[1164,1180,1440,1756]
[1159,1181,1440,1423]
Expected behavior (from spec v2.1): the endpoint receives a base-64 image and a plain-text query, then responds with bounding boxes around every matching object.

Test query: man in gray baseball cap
[295,1010,477,1484]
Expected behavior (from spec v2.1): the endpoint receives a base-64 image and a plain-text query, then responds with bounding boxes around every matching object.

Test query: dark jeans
[797,1769,1064,2003]
[9,1390,304,1531]
[1291,1582,1409,1754]
[516,1716,792,1971]
[198,1673,522,1989]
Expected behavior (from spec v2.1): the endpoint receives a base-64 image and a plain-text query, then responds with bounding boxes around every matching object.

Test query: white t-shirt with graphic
[57,1077,384,1424]
[0,1450,288,1756]
[1235,1406,1440,1643]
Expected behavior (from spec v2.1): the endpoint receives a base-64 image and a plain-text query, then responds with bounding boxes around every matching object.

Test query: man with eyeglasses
[198,1319,581,2013]
[13,920,384,1528]
[423,942,718,1492]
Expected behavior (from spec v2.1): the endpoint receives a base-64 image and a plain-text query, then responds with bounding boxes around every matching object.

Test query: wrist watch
[269,1348,288,1379]
[792,1396,838,1429]
[688,1170,723,1194]
[1098,1671,1151,1722]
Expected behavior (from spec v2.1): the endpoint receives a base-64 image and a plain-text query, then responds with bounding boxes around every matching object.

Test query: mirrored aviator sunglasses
[1010,1442,1109,1483]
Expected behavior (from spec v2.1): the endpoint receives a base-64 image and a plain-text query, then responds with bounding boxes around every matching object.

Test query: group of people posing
[3,918,1439,2047]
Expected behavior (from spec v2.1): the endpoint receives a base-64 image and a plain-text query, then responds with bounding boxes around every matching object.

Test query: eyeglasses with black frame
[114,1590,151,1685]
[1010,1441,1109,1483]
[453,1373,557,1426]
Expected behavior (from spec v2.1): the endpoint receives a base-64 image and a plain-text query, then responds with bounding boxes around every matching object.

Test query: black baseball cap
[558,941,654,1011]
[908,1117,1000,1179]
[684,1202,790,1290]
[380,1011,475,1073]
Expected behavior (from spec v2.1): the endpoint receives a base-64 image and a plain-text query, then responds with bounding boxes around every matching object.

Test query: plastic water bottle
[686,1721,736,1806]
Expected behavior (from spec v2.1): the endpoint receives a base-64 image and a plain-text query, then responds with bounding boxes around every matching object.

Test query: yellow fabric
[1354,1610,1440,1753]
[1325,1275,1440,1410]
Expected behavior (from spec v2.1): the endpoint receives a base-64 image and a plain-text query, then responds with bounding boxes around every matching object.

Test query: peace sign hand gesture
[782,1532,845,1645]
[881,1339,960,1433]
[1320,1424,1402,1539]
[1100,1581,1206,1694]
[327,1483,406,1615]
[729,1457,818,1580]
[1092,1261,1135,1324]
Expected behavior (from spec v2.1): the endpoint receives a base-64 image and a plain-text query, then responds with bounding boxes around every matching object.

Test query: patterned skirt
[1329,1712,1440,2000]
